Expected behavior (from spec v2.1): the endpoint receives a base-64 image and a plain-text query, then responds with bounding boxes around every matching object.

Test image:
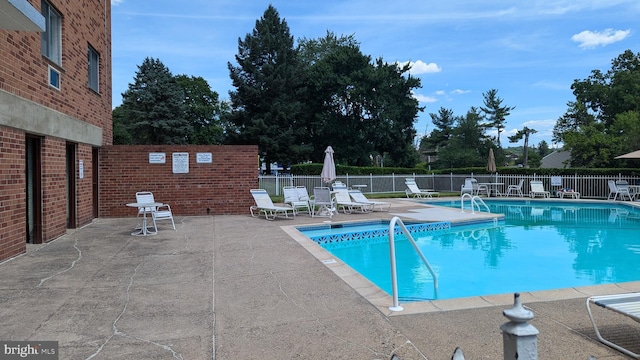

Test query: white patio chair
[505,179,524,197]
[310,187,336,218]
[607,180,632,201]
[461,178,477,195]
[135,191,176,231]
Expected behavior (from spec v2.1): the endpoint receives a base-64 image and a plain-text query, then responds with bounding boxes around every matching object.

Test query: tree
[118,57,190,144]
[508,126,537,168]
[298,32,422,167]
[554,50,640,167]
[424,107,456,150]
[175,75,227,144]
[480,89,515,146]
[227,5,306,173]
[435,107,491,168]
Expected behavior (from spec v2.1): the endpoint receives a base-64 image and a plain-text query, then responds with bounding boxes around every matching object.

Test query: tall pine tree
[227,5,306,172]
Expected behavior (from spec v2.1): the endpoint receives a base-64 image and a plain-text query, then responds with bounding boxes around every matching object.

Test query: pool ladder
[461,193,490,214]
[388,216,438,311]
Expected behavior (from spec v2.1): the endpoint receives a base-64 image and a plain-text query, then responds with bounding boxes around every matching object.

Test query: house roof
[540,150,571,168]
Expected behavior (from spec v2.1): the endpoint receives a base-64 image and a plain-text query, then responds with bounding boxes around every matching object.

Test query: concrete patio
[1,198,639,359]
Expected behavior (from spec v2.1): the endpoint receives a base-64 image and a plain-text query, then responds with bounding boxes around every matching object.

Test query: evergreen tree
[227,5,306,172]
[119,57,189,144]
[175,75,226,144]
[480,89,515,146]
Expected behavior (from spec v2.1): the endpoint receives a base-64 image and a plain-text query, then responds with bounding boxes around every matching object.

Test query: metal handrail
[388,216,438,311]
[460,193,490,214]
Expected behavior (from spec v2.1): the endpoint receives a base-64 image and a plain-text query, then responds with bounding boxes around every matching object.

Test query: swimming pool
[298,200,640,301]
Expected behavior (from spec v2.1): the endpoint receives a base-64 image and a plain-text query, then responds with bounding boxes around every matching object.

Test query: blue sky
[111,0,640,148]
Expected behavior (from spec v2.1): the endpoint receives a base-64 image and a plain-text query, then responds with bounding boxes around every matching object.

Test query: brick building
[0,0,112,260]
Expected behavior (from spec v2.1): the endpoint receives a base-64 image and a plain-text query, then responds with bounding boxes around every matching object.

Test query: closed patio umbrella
[487,148,497,173]
[320,146,336,184]
[615,150,640,159]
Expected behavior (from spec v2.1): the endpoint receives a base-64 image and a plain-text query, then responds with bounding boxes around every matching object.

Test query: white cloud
[571,28,631,48]
[413,93,438,103]
[450,89,471,95]
[434,90,446,96]
[111,0,124,5]
[398,60,442,75]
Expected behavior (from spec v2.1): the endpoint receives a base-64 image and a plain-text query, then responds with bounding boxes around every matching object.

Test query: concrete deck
[1,198,640,359]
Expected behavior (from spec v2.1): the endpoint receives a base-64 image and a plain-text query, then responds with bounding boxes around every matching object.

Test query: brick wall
[99,145,259,216]
[0,0,112,145]
[0,128,26,260]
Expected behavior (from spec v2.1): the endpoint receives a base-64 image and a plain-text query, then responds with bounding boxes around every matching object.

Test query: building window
[88,45,99,92]
[40,0,62,65]
[48,65,60,90]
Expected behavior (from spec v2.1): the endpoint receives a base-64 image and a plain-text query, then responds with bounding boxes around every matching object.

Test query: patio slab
[0,198,637,359]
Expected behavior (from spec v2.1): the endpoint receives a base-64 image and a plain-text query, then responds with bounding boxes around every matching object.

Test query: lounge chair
[310,187,336,218]
[250,189,295,220]
[348,190,391,211]
[333,190,374,214]
[529,180,550,198]
[283,186,311,216]
[557,188,580,199]
[135,191,175,231]
[332,181,348,191]
[608,180,632,201]
[405,178,439,198]
[586,292,640,358]
[505,179,524,197]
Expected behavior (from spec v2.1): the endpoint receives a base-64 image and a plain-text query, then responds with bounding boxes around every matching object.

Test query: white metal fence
[258,173,640,199]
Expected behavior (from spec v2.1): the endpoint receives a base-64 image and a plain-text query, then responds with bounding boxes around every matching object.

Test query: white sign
[172,152,189,174]
[79,160,84,179]
[196,152,212,164]
[149,152,166,164]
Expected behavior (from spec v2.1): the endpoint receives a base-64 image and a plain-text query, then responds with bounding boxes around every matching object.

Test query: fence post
[500,293,538,360]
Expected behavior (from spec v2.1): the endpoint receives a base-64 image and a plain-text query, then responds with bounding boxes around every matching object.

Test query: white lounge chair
[405,178,439,198]
[348,190,391,211]
[587,292,640,358]
[529,180,550,198]
[135,191,175,231]
[250,189,294,220]
[332,181,348,191]
[283,186,311,216]
[310,187,336,218]
[334,190,374,214]
[608,180,632,201]
[505,179,524,197]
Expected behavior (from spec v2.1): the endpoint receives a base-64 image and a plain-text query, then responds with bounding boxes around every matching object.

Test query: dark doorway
[66,143,77,228]
[26,135,42,244]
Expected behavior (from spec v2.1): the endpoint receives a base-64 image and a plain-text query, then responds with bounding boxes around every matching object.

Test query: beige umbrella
[486,148,497,173]
[320,146,336,184]
[615,150,640,159]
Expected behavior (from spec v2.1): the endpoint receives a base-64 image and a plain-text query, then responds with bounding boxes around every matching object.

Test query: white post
[500,293,538,360]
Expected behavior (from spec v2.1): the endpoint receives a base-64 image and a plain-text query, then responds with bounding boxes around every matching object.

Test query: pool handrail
[461,193,490,214]
[388,216,439,311]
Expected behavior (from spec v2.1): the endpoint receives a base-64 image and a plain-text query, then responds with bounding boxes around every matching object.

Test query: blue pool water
[298,200,640,301]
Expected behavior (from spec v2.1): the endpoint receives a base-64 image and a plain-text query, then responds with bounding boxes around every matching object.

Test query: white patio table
[126,202,162,236]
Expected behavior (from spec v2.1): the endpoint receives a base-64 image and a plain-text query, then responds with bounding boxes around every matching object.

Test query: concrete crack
[37,239,82,288]
[85,262,183,360]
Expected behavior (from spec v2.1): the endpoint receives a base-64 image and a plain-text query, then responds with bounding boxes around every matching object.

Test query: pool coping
[281,198,640,317]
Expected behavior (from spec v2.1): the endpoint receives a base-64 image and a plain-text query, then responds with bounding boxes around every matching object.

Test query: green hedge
[291,163,640,176]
